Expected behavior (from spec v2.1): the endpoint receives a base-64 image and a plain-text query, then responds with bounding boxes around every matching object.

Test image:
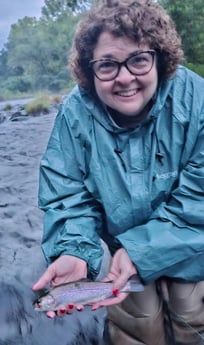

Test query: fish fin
[121,274,144,292]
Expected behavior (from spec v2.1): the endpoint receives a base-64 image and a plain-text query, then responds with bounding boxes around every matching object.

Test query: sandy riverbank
[0,108,108,344]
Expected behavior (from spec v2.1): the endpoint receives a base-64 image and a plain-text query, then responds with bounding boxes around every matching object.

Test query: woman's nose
[115,65,135,83]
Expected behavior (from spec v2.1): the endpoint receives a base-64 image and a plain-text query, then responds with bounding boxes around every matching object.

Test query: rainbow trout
[34,275,144,312]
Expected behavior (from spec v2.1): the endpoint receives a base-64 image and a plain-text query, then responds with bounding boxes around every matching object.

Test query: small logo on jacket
[155,170,178,180]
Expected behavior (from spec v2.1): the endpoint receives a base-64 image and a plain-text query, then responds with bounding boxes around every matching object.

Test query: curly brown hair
[69,0,184,93]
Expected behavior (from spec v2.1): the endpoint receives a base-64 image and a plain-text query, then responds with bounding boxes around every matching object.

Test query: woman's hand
[32,255,87,317]
[32,249,137,316]
[91,248,137,309]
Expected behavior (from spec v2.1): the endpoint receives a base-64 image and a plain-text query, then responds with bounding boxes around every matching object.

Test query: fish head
[33,293,56,312]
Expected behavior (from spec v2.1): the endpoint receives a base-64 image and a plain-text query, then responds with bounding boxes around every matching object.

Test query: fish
[33,274,144,312]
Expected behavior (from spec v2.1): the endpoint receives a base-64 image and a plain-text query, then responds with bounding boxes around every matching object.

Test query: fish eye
[33,299,42,309]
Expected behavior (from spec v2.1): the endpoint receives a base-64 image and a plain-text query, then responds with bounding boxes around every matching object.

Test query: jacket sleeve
[116,113,204,284]
[38,108,103,279]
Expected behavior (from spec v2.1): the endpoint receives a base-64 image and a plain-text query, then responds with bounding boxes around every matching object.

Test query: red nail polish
[68,304,74,310]
[112,288,119,296]
[59,308,66,314]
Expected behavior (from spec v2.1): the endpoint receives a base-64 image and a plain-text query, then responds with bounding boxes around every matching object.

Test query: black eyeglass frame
[89,50,156,81]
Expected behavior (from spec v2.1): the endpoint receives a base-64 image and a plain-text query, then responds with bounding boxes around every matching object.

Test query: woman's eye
[130,54,150,66]
[98,61,115,70]
[131,56,146,65]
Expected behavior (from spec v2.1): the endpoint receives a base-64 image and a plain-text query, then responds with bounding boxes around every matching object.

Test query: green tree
[41,0,92,20]
[159,0,204,64]
[7,17,42,75]
[5,11,79,92]
[0,49,9,79]
[0,49,9,97]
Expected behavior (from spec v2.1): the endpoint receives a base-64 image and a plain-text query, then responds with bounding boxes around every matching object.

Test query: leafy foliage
[158,0,204,64]
[5,12,79,92]
[41,0,91,20]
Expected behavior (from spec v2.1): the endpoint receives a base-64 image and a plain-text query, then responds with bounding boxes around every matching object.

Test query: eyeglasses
[89,50,156,81]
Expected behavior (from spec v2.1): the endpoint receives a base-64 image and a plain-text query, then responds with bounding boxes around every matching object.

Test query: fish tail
[121,274,144,292]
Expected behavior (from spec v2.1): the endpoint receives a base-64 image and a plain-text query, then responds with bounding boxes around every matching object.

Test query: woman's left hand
[91,247,137,309]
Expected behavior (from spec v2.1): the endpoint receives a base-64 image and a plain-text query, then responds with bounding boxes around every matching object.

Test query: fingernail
[59,307,66,314]
[112,288,119,296]
[68,304,74,310]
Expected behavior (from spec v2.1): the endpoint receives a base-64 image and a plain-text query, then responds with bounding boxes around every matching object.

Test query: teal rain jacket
[39,66,204,284]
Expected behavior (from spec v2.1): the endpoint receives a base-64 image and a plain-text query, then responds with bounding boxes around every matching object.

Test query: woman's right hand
[91,248,137,309]
[32,255,87,317]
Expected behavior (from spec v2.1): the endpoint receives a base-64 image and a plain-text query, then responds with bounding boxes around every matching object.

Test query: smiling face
[93,32,158,126]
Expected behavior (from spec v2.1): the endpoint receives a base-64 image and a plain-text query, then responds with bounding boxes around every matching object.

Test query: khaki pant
[107,280,204,345]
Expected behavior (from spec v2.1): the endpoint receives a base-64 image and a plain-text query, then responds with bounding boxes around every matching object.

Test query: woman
[33,0,204,344]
